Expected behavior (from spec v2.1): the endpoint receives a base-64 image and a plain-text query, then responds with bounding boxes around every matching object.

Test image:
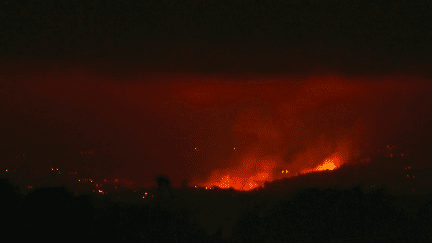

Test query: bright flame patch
[201,156,278,191]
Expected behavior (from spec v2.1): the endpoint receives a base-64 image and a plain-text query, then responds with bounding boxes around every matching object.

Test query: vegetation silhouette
[0,179,21,234]
[155,174,171,190]
[1,155,431,242]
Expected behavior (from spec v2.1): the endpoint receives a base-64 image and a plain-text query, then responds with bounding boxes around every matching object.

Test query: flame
[218,175,232,189]
[315,156,339,171]
[200,149,348,190]
[197,133,350,191]
[315,160,337,171]
[206,174,260,191]
[300,151,344,174]
[200,156,278,191]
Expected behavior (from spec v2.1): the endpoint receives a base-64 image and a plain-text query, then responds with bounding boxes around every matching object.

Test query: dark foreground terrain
[2,175,432,243]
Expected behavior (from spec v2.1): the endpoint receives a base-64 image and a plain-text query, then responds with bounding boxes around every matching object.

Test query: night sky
[1,0,432,190]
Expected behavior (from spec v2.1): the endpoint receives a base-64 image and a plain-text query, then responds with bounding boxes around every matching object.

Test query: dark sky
[1,0,432,189]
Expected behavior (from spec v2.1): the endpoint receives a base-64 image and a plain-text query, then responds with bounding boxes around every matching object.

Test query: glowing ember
[218,175,232,189]
[246,181,258,191]
[207,174,261,191]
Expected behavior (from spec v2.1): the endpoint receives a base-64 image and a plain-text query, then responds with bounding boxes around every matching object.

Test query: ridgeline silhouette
[1,155,431,242]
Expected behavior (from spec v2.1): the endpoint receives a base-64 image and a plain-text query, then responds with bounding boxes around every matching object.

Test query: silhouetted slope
[2,170,431,242]
[0,179,21,235]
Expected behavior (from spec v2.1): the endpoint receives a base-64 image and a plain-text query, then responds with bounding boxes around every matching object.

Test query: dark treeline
[2,171,432,243]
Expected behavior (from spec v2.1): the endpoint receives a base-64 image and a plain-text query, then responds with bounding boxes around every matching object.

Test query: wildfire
[314,159,337,171]
[218,175,232,189]
[199,145,347,191]
[247,181,258,190]
[200,156,279,191]
[204,170,270,191]
[300,152,343,174]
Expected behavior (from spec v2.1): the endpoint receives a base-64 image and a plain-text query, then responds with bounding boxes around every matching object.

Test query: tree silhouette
[181,179,189,188]
[155,174,171,190]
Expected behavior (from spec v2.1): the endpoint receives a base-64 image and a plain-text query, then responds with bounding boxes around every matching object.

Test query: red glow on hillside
[315,160,337,171]
[300,153,342,174]
[200,156,278,191]
[299,143,349,175]
[201,151,346,191]
[198,141,350,191]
